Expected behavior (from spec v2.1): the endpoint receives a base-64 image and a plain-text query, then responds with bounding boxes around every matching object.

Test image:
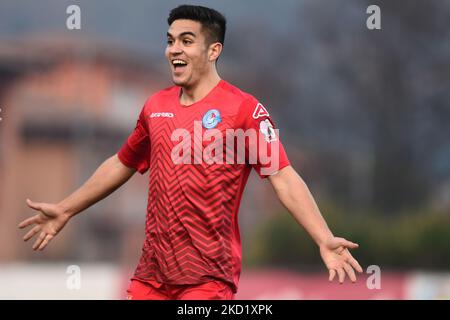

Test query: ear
[208,42,223,62]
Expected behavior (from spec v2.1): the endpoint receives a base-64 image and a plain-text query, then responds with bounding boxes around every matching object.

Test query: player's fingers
[32,232,46,250]
[26,199,42,211]
[23,225,41,241]
[329,269,336,282]
[345,251,363,273]
[336,237,359,249]
[343,263,357,283]
[38,234,53,251]
[337,268,346,284]
[18,215,40,229]
[345,250,363,273]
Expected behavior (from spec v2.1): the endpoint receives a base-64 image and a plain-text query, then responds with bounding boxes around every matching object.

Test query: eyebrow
[167,31,196,38]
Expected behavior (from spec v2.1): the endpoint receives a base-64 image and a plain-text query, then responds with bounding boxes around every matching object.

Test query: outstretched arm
[268,165,363,283]
[18,154,136,251]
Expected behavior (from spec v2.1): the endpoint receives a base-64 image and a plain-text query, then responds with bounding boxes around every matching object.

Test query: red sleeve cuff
[117,142,149,174]
[256,159,291,179]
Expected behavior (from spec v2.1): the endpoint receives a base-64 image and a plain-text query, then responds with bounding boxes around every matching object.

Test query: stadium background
[0,0,449,299]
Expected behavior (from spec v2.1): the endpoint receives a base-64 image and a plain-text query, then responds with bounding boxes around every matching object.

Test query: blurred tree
[246,205,450,270]
[267,0,450,213]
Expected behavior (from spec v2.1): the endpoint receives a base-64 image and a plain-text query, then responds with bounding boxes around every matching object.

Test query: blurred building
[0,36,166,263]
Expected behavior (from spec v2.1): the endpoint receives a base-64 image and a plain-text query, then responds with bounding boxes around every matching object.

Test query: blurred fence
[0,264,449,300]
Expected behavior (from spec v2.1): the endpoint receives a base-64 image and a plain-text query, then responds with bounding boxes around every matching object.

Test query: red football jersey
[118,80,290,292]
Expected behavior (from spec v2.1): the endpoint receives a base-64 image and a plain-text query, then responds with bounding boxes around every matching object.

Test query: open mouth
[172,59,188,72]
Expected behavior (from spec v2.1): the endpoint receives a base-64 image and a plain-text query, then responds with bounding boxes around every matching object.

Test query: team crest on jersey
[259,119,278,142]
[202,109,222,129]
[252,103,270,119]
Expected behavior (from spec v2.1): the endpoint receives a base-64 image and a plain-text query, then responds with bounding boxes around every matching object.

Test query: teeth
[172,59,187,66]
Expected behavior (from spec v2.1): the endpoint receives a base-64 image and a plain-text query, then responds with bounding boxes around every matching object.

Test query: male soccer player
[19,5,363,300]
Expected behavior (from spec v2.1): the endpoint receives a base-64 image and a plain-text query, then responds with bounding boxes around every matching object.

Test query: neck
[180,71,221,105]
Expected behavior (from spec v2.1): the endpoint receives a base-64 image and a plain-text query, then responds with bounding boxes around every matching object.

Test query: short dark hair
[167,5,226,46]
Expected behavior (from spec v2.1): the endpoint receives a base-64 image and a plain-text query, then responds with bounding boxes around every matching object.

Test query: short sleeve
[237,97,290,178]
[117,104,151,174]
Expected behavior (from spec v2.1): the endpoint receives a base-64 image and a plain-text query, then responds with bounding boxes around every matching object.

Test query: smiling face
[165,19,219,89]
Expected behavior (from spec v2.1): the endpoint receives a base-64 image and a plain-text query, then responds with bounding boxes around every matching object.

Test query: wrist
[56,202,75,219]
[317,233,334,248]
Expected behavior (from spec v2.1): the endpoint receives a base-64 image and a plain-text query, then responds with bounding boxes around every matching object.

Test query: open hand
[320,236,363,284]
[18,199,71,251]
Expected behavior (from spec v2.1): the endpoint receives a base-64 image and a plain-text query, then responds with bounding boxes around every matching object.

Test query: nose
[168,41,183,56]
